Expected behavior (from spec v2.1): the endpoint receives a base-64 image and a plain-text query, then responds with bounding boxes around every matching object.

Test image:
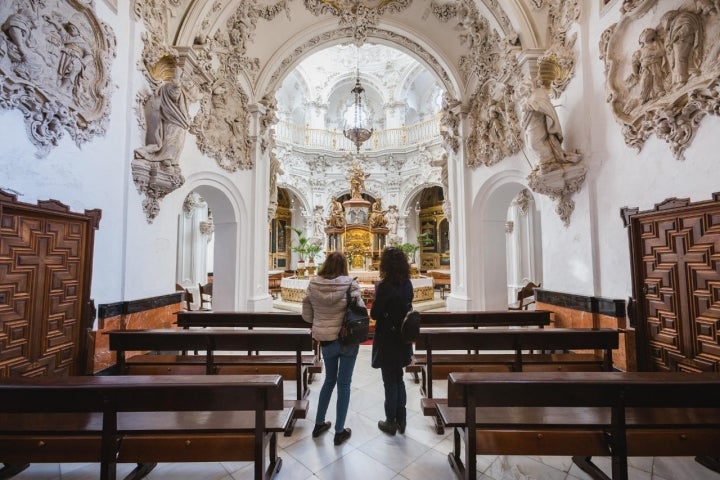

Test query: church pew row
[417,328,619,433]
[440,371,720,480]
[175,311,322,381]
[0,374,291,480]
[405,310,552,382]
[108,329,313,436]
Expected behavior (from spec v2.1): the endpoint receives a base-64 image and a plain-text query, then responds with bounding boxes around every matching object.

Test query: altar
[279,273,435,303]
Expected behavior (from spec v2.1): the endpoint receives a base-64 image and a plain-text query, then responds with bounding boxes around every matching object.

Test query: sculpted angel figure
[347,159,369,199]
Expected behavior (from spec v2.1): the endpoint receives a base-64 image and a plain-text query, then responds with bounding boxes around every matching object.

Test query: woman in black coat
[370,246,413,435]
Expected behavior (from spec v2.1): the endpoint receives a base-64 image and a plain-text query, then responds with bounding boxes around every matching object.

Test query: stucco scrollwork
[538,0,580,98]
[429,0,523,169]
[304,0,412,46]
[466,83,522,167]
[601,0,720,160]
[439,94,461,154]
[0,0,116,156]
[191,79,252,172]
[519,81,585,226]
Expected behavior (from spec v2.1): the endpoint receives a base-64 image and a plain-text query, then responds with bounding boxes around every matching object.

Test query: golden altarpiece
[417,186,449,270]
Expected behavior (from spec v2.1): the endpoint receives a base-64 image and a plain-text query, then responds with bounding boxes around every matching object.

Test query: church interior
[1,0,720,479]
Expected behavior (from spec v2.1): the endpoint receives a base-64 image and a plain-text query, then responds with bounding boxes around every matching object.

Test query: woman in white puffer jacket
[302,251,365,446]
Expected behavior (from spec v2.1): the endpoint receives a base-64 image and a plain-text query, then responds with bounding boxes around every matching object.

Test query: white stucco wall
[0,2,133,309]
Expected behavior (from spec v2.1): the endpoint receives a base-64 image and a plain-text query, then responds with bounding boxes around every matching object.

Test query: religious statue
[661,9,704,87]
[134,67,191,174]
[268,151,283,214]
[519,82,581,174]
[327,197,345,228]
[51,19,90,100]
[369,199,387,229]
[385,205,399,234]
[625,28,668,105]
[347,159,369,199]
[312,205,325,238]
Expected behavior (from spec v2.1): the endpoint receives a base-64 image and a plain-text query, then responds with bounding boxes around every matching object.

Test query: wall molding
[98,292,183,319]
[535,289,625,318]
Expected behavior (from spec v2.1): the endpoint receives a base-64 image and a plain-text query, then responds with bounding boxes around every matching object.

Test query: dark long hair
[318,251,349,279]
[378,247,410,285]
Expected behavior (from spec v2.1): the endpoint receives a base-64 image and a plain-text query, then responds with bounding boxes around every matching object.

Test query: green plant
[286,226,309,261]
[305,243,322,261]
[395,233,432,263]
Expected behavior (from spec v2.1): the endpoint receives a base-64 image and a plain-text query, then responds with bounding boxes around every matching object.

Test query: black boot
[378,420,398,435]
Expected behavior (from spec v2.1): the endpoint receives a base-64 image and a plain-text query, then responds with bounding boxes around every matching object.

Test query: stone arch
[470,169,542,310]
[258,26,461,105]
[181,172,248,310]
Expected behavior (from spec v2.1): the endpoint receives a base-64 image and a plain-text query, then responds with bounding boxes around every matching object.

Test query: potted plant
[286,226,309,272]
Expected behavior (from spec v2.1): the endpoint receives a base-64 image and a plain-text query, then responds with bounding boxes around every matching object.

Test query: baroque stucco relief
[601,0,720,159]
[0,0,115,156]
[131,0,288,222]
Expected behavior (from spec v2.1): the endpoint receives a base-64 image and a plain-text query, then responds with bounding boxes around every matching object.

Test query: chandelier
[343,71,373,153]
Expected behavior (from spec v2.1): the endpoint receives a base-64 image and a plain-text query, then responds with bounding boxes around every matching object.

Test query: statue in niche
[134,66,190,174]
[312,205,325,238]
[519,82,581,174]
[347,159,369,199]
[661,9,704,87]
[625,28,669,107]
[269,151,283,214]
[385,205,399,234]
[327,197,346,228]
[369,199,387,229]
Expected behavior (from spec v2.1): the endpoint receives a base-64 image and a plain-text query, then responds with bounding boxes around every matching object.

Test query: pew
[108,329,313,435]
[405,310,551,382]
[175,311,322,382]
[418,327,619,433]
[440,371,720,480]
[0,374,291,480]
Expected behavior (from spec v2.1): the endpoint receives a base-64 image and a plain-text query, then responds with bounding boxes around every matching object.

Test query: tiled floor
[11,345,720,480]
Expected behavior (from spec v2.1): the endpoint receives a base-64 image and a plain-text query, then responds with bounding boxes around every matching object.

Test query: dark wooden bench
[418,327,619,433]
[108,329,313,435]
[406,310,551,382]
[0,374,291,480]
[175,311,321,381]
[440,371,720,480]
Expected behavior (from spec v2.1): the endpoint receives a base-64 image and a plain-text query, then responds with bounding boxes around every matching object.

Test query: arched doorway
[177,175,246,310]
[473,172,542,310]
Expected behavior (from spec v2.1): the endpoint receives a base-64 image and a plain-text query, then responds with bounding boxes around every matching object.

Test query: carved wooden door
[623,194,720,372]
[0,191,100,377]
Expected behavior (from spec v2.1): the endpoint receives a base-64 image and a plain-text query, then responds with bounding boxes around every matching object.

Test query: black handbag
[339,283,369,345]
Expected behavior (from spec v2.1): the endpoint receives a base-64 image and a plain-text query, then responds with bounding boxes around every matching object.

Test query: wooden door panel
[0,192,99,377]
[624,194,720,371]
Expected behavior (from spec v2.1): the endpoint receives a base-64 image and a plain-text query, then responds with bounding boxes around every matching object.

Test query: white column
[445,106,471,310]
[247,103,274,311]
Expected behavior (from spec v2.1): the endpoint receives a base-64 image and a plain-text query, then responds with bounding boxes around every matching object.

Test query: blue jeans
[316,340,359,433]
[380,366,406,424]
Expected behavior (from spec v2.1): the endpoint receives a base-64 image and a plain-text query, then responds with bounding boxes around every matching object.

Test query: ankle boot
[397,420,407,434]
[378,420,398,435]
